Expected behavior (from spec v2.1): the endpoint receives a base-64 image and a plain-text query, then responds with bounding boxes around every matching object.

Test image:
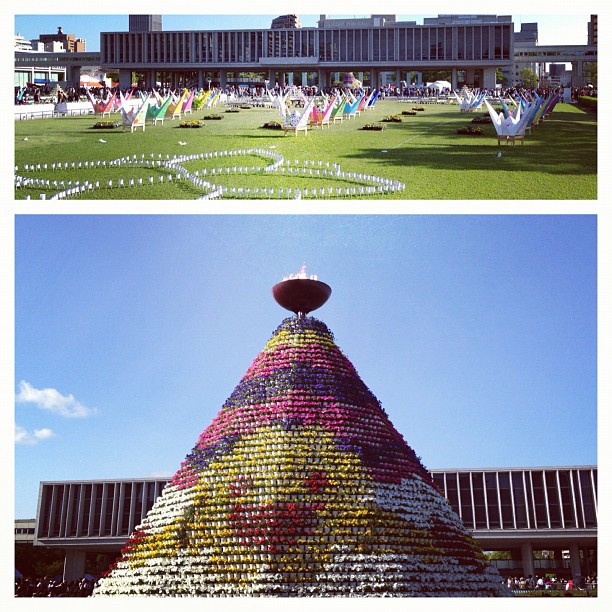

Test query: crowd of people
[506,574,597,592]
[15,575,97,597]
[16,80,597,107]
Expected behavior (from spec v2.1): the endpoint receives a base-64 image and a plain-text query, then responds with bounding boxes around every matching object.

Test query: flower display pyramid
[93,273,508,597]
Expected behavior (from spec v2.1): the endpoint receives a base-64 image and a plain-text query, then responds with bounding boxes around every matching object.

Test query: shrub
[457,126,484,136]
[578,96,597,111]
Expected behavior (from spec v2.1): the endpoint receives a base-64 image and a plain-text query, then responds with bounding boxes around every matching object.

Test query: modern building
[271,15,301,29]
[14,34,34,52]
[27,465,596,582]
[587,15,597,46]
[38,26,85,53]
[129,15,162,32]
[13,14,598,91]
[506,22,539,86]
[15,519,36,544]
[99,13,514,90]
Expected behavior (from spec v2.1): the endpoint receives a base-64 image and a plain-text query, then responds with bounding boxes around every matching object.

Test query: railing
[16,107,94,120]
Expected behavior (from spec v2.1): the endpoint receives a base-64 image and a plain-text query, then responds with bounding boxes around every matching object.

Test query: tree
[519,67,538,88]
[584,62,597,87]
[496,68,509,86]
[485,551,512,561]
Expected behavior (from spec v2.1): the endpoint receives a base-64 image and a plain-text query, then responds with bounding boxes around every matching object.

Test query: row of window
[431,468,597,531]
[36,468,596,540]
[37,480,168,539]
[100,25,512,66]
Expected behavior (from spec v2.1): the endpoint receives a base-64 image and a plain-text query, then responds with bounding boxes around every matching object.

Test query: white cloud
[15,425,56,445]
[15,380,97,418]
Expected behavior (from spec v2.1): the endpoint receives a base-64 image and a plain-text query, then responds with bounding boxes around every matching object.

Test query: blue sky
[13,215,597,519]
[13,11,594,51]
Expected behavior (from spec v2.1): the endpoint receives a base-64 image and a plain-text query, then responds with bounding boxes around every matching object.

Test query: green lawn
[14,100,597,200]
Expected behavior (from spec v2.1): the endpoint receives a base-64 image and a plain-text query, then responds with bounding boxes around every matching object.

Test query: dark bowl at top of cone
[272,278,332,315]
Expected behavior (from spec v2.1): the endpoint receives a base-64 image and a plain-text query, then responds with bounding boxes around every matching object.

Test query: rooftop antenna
[272,266,332,317]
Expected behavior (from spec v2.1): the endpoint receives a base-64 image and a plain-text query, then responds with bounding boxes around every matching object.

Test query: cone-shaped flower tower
[94,271,509,597]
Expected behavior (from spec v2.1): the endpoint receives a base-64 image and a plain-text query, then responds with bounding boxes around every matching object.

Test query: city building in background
[587,14,597,45]
[271,14,301,29]
[37,26,86,52]
[14,14,597,90]
[128,15,162,32]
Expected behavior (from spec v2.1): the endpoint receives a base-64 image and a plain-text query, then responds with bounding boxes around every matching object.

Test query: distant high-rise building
[129,15,162,32]
[14,34,33,52]
[318,14,396,28]
[38,26,85,52]
[271,14,301,29]
[588,15,597,45]
[514,22,538,45]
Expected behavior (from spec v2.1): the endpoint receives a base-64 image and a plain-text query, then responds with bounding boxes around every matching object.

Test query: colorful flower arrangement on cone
[93,316,509,597]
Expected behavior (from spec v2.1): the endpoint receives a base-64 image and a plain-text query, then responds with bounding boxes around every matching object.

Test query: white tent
[80,74,104,87]
[429,80,452,91]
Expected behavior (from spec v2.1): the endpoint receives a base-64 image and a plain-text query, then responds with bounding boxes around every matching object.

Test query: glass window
[459,473,474,528]
[472,472,487,528]
[498,472,514,528]
[372,29,379,61]
[445,473,460,513]
[531,471,549,528]
[545,471,562,527]
[485,473,500,528]
[475,26,483,59]
[101,485,114,536]
[406,29,414,61]
[432,473,445,495]
[81,484,92,534]
[579,470,597,528]
[445,27,452,61]
[558,470,576,527]
[494,25,502,59]
[120,483,132,535]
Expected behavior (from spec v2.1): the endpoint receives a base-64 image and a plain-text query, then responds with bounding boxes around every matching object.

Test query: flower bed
[471,116,492,124]
[93,121,120,129]
[179,120,204,128]
[457,126,484,136]
[361,124,384,131]
[262,121,283,130]
[412,107,426,111]
[203,114,223,120]
[382,115,402,123]
[401,110,417,116]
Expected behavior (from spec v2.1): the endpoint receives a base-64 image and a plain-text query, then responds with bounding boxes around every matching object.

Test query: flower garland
[15,148,405,200]
[93,316,509,597]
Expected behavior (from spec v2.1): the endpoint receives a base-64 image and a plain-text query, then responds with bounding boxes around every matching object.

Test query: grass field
[14,99,597,200]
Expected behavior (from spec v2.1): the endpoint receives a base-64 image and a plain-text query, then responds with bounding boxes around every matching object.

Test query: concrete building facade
[30,465,597,582]
[99,15,514,90]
